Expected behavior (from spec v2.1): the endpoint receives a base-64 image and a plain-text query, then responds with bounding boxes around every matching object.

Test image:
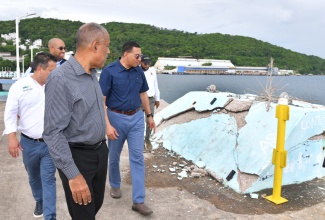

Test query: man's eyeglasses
[58,46,67,51]
[133,54,143,59]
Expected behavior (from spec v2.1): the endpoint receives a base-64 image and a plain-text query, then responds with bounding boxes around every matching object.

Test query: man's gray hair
[76,22,108,48]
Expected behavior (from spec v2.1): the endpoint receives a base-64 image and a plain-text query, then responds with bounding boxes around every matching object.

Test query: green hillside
[1,17,325,74]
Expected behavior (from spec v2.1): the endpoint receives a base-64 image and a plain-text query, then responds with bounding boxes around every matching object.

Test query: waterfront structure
[234,66,278,75]
[0,52,15,61]
[279,69,294,75]
[153,57,280,75]
[154,57,235,74]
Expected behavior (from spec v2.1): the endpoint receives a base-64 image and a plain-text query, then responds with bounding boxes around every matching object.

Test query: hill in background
[0,17,325,74]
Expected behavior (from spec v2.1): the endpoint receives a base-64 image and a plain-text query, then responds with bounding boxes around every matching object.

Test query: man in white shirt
[3,52,57,220]
[140,55,160,149]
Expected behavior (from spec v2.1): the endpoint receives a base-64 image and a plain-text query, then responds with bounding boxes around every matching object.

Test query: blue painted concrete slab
[156,92,325,193]
[236,102,325,192]
[155,113,240,191]
[236,102,279,175]
[249,140,325,193]
[292,100,325,109]
[154,91,233,125]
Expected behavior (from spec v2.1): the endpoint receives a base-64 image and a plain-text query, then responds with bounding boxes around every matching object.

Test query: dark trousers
[58,141,108,220]
[145,97,156,140]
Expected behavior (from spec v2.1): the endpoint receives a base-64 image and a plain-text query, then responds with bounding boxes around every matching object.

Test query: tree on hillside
[0,18,324,74]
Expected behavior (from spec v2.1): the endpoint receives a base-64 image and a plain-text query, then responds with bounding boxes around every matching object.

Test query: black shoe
[33,200,43,218]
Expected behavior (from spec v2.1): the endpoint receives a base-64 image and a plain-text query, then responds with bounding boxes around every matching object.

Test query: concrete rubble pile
[152,156,208,181]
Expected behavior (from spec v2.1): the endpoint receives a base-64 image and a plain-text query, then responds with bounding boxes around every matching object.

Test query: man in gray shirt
[43,22,110,220]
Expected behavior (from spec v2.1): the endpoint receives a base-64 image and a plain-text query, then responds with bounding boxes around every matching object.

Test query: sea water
[157,75,325,105]
[1,75,324,105]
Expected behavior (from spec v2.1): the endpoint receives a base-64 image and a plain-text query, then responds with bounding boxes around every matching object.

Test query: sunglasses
[58,46,67,51]
[133,54,143,59]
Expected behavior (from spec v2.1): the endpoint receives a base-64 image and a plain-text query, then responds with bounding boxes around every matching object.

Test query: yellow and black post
[265,96,290,204]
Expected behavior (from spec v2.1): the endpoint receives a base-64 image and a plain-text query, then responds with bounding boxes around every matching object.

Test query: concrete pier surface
[1,101,325,220]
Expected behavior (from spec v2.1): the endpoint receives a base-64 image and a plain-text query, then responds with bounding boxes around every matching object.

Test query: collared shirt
[99,58,149,111]
[144,67,160,101]
[56,59,66,67]
[3,75,45,138]
[43,56,106,180]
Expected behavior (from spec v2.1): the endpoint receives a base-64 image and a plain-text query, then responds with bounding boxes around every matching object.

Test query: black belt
[68,140,105,151]
[109,107,141,116]
[21,133,44,142]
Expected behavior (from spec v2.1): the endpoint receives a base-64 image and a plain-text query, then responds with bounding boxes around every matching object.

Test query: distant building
[64,51,74,60]
[278,69,294,75]
[154,57,235,74]
[1,33,16,41]
[233,66,267,75]
[20,45,27,50]
[32,39,42,48]
[0,52,23,62]
[0,52,11,57]
[1,32,42,50]
[153,57,282,75]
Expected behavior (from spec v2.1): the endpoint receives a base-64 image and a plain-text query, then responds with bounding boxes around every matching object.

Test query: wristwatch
[146,113,153,118]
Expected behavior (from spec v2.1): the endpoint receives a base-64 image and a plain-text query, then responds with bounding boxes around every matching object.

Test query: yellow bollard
[265,97,290,204]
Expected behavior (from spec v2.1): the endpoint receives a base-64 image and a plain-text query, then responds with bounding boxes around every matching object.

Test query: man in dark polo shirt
[43,23,110,220]
[99,41,155,216]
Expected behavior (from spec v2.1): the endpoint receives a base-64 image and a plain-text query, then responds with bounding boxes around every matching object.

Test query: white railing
[0,71,16,79]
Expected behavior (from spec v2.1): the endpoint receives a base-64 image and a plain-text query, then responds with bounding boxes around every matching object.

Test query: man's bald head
[48,38,66,61]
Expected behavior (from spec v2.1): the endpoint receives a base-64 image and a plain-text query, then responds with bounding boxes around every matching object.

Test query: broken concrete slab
[155,113,240,189]
[154,91,234,126]
[178,170,188,178]
[292,100,325,109]
[225,99,253,112]
[195,161,206,169]
[155,91,325,194]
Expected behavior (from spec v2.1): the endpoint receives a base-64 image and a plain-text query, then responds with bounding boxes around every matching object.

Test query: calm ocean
[157,75,325,105]
[1,75,324,105]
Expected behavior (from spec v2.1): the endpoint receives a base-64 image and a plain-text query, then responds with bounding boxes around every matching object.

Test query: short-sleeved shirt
[43,56,106,180]
[3,75,45,138]
[99,58,149,111]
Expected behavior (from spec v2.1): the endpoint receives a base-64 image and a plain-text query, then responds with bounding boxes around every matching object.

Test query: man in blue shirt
[100,41,155,216]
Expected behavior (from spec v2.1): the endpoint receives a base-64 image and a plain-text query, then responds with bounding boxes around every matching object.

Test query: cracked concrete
[153,91,325,193]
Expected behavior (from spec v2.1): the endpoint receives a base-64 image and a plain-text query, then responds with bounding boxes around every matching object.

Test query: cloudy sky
[1,0,324,59]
